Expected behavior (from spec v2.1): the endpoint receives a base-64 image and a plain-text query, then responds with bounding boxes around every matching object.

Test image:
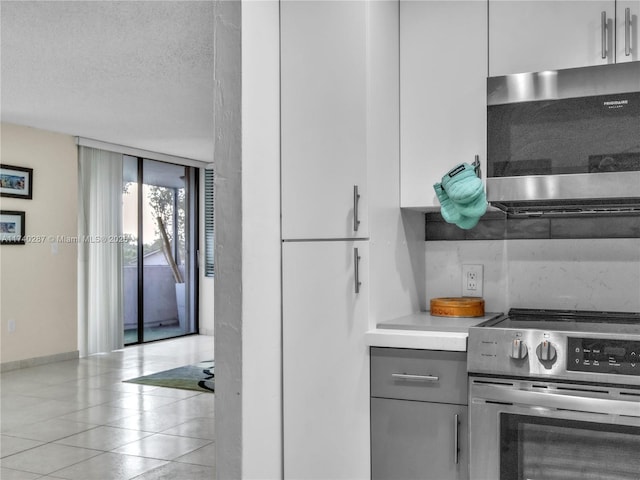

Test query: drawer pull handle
[391,373,439,382]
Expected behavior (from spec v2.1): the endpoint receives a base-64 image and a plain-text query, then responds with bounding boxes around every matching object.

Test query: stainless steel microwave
[486,61,640,214]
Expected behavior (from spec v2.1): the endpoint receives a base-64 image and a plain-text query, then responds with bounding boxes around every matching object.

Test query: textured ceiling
[1,1,214,162]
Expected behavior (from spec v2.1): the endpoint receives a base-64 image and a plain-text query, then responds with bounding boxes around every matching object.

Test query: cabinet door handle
[354,247,361,294]
[625,8,631,56]
[472,154,481,178]
[602,11,608,59]
[391,373,439,382]
[454,414,460,465]
[353,185,361,232]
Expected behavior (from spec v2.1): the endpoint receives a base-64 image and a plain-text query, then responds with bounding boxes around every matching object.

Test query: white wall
[213,2,282,478]
[241,0,282,478]
[212,1,243,478]
[426,238,640,313]
[0,123,78,365]
[367,1,426,323]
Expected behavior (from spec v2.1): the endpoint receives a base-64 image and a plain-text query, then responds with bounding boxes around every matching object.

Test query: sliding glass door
[123,156,198,344]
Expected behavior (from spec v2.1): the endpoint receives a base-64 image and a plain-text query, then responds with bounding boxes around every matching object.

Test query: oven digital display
[604,346,627,357]
[567,338,640,376]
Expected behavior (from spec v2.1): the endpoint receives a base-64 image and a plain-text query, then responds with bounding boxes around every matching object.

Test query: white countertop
[365,312,502,351]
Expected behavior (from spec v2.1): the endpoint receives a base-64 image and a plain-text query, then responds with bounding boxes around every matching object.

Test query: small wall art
[0,210,26,245]
[0,164,33,199]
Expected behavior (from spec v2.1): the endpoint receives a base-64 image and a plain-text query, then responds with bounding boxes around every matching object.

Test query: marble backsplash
[425,238,640,314]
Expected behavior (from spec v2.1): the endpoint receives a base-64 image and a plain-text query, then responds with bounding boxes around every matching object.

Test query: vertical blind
[204,168,215,277]
[77,146,124,356]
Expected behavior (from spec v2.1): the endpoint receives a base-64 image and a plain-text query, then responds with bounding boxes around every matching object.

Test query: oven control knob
[509,339,528,360]
[536,340,557,362]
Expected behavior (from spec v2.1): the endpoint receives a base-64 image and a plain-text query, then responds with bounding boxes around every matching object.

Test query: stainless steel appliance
[486,62,640,215]
[467,309,640,480]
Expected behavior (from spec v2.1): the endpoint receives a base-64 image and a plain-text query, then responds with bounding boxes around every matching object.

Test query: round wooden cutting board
[430,297,485,317]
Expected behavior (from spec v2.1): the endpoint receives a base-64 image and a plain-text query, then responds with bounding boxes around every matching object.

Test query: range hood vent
[491,198,640,217]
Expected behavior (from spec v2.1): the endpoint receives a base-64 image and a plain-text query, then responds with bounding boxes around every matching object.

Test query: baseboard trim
[1,350,80,372]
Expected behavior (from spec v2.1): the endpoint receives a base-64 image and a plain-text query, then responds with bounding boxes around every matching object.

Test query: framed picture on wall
[0,210,26,245]
[0,164,33,199]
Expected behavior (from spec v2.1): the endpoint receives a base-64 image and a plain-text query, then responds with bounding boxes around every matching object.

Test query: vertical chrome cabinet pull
[353,185,361,232]
[602,11,608,59]
[454,414,460,465]
[353,247,361,294]
[472,154,481,178]
[626,8,631,56]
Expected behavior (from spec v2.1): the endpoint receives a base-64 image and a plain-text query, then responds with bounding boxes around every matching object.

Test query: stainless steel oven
[467,309,640,480]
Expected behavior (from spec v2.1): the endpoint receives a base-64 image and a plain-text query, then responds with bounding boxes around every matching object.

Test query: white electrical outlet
[462,264,483,297]
[8,319,16,333]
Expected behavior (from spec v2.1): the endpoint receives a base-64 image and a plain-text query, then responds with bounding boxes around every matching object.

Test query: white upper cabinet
[281,1,369,239]
[617,1,640,63]
[489,0,640,76]
[400,0,488,209]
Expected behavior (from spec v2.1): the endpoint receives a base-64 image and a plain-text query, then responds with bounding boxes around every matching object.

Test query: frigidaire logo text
[603,99,628,109]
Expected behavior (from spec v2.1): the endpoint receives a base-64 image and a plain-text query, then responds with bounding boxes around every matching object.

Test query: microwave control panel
[567,337,640,376]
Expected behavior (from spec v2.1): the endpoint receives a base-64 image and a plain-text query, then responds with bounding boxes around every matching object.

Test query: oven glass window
[487,92,640,178]
[500,414,640,480]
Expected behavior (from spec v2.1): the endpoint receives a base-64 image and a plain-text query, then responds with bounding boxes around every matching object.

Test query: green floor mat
[124,360,214,393]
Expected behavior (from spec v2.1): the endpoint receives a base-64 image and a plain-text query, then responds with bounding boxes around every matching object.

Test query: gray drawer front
[371,347,467,404]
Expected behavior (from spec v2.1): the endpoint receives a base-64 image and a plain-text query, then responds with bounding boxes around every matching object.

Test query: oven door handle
[472,384,640,418]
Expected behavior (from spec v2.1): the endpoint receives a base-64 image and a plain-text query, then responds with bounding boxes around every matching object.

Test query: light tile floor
[1,335,215,480]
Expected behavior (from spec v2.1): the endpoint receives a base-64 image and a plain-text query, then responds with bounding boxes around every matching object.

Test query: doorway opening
[122,156,199,344]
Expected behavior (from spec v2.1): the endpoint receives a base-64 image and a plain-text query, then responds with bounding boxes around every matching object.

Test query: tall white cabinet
[281,2,374,478]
